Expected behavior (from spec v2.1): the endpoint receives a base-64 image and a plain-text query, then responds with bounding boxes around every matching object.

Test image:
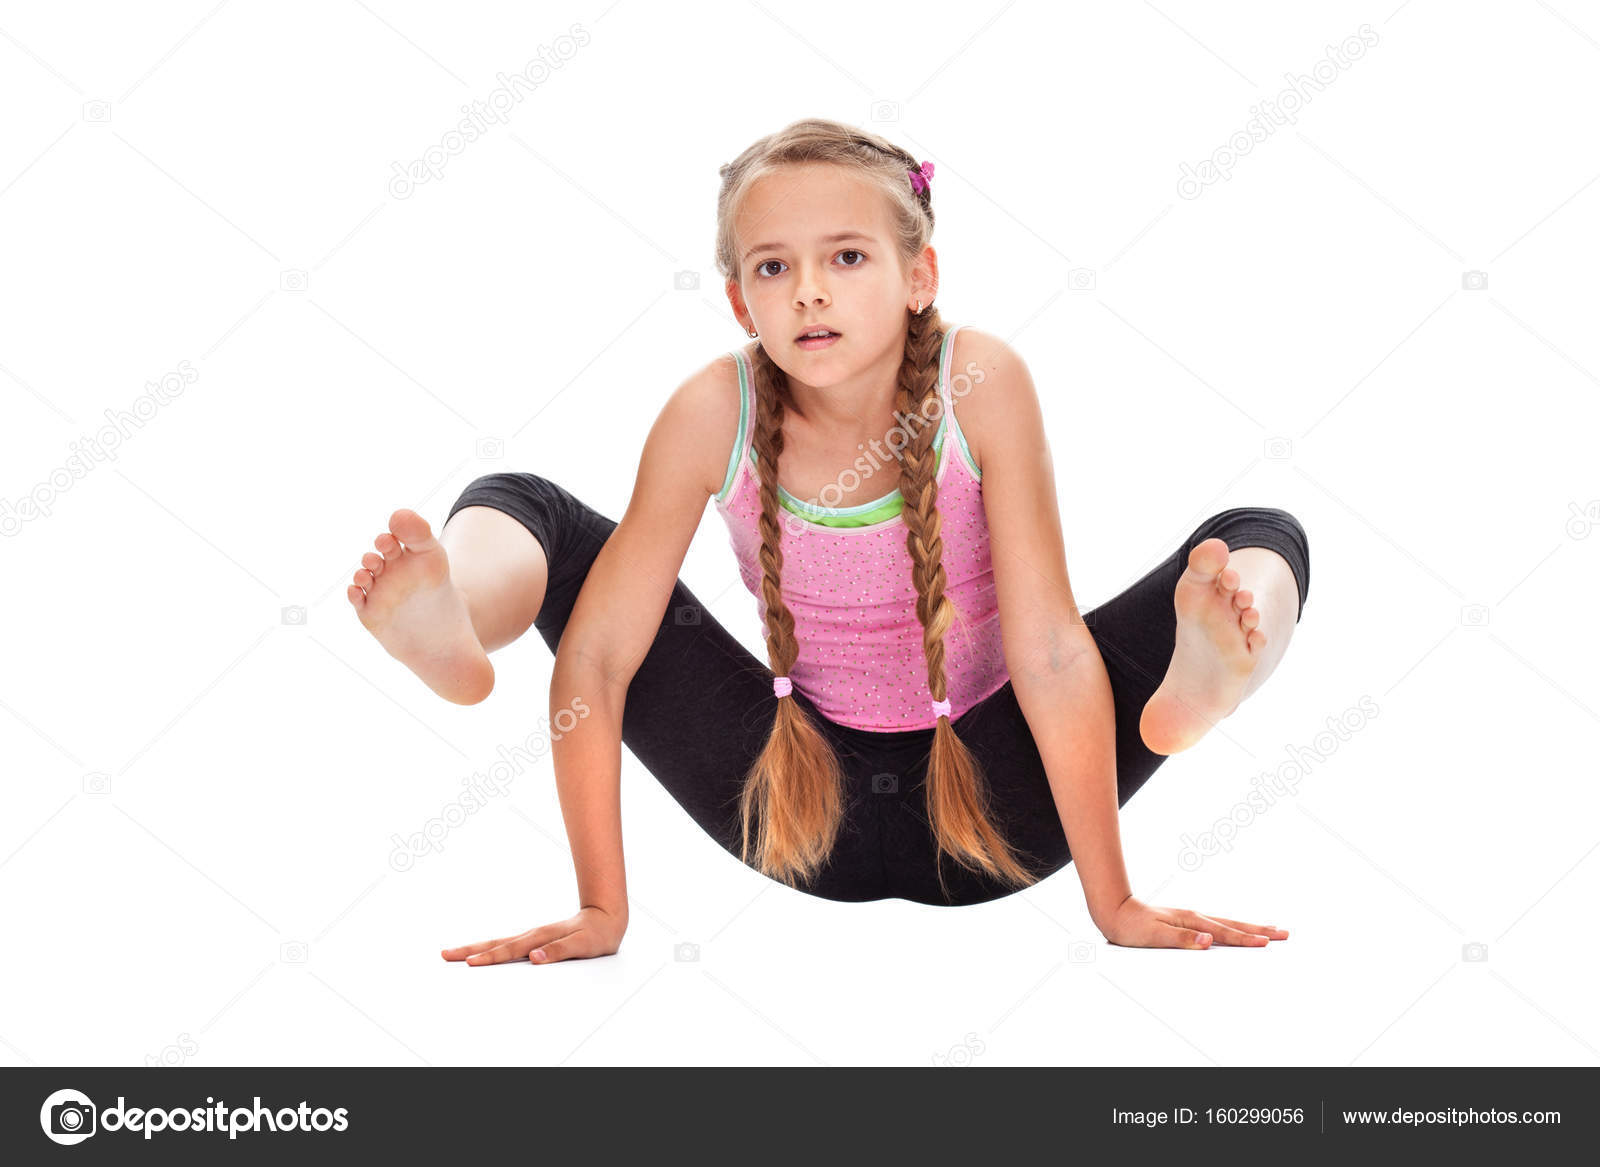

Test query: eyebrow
[742,231,876,264]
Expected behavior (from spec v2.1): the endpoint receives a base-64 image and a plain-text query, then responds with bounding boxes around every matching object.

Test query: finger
[1173,909,1259,946]
[1188,913,1268,946]
[1203,915,1288,939]
[530,931,588,964]
[441,936,515,961]
[1162,924,1213,949]
[462,922,573,965]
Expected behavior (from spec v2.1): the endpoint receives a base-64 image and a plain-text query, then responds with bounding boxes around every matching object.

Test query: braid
[898,309,1037,898]
[736,344,847,887]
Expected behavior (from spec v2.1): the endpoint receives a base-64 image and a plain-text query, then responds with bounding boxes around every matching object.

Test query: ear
[911,246,939,308]
[726,277,754,333]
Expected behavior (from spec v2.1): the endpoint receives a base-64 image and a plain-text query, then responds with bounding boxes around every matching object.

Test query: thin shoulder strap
[937,323,963,409]
[715,348,754,503]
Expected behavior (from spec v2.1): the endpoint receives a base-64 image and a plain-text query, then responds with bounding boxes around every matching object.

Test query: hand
[1095,895,1288,950]
[441,905,628,966]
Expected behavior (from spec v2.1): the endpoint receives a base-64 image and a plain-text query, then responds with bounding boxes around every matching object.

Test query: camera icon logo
[673,270,700,291]
[40,1089,97,1145]
[280,269,309,293]
[476,437,504,460]
[674,941,700,962]
[82,771,112,796]
[1461,270,1488,291]
[1459,604,1489,628]
[82,100,111,123]
[1263,437,1292,460]
[280,941,308,963]
[870,100,900,122]
[674,605,700,626]
[1068,268,1097,291]
[281,605,307,626]
[871,772,899,794]
[1461,941,1488,962]
[1067,940,1096,964]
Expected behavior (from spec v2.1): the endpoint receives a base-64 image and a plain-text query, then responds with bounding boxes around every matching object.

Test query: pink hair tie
[773,676,793,699]
[931,697,952,719]
[908,160,935,196]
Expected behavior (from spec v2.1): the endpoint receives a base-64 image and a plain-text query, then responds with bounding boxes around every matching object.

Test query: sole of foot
[347,508,495,705]
[1139,537,1265,756]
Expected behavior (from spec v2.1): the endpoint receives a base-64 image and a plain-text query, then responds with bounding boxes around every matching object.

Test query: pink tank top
[712,324,1010,732]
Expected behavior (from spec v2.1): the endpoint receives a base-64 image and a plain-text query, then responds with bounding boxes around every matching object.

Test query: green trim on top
[714,350,749,504]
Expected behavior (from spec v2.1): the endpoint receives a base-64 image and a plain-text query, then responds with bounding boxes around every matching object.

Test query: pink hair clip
[908,160,935,196]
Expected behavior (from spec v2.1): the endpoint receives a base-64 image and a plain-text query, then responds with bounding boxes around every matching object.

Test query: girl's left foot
[1139,538,1265,756]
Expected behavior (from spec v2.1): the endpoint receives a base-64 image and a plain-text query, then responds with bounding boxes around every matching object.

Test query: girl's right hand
[441,905,628,966]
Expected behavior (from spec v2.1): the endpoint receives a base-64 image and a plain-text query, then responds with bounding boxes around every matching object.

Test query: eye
[837,249,865,266]
[755,259,785,278]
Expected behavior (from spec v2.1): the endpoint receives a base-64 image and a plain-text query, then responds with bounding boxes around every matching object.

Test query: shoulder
[945,325,1044,477]
[650,346,750,500]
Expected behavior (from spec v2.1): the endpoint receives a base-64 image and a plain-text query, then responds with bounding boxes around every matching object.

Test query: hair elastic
[908,160,935,196]
[773,676,793,698]
[931,698,952,719]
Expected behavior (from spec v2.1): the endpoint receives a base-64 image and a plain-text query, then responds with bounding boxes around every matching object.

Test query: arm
[956,330,1282,950]
[547,355,735,921]
[953,330,1128,927]
[451,354,739,966]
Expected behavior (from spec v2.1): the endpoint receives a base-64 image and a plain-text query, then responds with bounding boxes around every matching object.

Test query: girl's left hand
[1095,895,1289,949]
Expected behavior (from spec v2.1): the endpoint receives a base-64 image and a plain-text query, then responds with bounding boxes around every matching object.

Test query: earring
[915,299,923,314]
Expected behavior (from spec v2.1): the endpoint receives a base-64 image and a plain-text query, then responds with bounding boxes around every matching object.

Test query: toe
[389,508,438,551]
[347,584,366,607]
[1240,606,1260,631]
[1233,588,1253,611]
[1217,566,1240,593]
[362,552,385,577]
[375,532,401,557]
[1187,538,1230,578]
[354,568,375,589]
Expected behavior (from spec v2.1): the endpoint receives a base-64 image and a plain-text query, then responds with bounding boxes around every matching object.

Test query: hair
[712,117,1040,900]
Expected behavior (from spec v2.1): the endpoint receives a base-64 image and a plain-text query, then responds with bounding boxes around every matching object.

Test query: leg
[439,504,548,654]
[437,474,886,902]
[885,506,1310,907]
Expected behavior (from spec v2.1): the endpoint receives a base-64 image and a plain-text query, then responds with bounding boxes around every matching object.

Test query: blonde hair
[714,117,1039,900]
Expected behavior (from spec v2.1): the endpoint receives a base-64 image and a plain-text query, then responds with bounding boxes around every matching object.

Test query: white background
[3,0,1597,1067]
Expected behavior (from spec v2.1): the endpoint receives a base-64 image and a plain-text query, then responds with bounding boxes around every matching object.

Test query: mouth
[795,327,841,350]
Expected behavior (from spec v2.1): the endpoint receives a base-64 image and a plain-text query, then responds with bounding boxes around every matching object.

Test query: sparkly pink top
[711,324,1010,732]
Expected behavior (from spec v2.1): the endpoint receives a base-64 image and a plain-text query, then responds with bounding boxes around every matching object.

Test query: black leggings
[445,474,1311,908]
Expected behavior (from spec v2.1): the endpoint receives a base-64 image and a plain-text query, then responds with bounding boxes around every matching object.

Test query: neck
[784,339,906,438]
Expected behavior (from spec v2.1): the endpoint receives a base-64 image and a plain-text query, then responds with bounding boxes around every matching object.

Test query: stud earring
[915,299,923,314]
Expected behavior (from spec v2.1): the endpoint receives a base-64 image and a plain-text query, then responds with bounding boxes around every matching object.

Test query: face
[727,162,935,387]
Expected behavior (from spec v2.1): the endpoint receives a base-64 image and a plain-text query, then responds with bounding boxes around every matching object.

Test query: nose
[793,265,830,312]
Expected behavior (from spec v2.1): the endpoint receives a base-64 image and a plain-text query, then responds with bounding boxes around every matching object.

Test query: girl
[347,118,1310,965]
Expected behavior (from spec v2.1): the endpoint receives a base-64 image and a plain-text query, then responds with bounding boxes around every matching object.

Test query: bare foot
[347,509,495,705]
[1138,538,1265,755]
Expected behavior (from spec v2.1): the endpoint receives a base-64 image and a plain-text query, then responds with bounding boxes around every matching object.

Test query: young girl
[347,118,1310,966]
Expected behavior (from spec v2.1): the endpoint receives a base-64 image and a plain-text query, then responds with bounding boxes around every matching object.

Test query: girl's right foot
[347,509,495,705]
